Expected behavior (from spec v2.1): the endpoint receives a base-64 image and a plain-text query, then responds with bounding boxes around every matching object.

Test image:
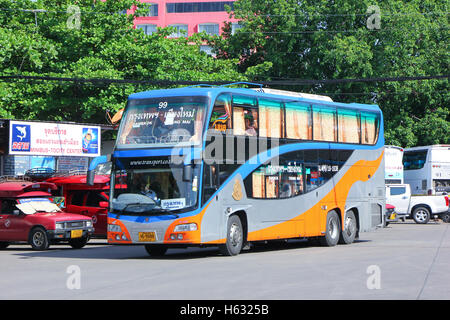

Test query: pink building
[131,0,241,47]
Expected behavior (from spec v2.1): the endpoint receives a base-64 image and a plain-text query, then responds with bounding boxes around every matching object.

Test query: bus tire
[29,227,50,251]
[219,215,244,256]
[319,210,341,247]
[412,206,430,224]
[144,245,168,257]
[339,210,357,244]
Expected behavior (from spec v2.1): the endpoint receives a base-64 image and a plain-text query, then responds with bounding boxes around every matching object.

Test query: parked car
[0,179,94,250]
[386,184,450,224]
[385,203,398,226]
[46,174,110,237]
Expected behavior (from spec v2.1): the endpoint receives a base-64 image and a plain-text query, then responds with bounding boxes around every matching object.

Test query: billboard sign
[9,121,101,157]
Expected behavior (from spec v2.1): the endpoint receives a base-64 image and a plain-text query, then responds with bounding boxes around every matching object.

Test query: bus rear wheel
[339,210,357,244]
[219,215,244,256]
[319,211,341,247]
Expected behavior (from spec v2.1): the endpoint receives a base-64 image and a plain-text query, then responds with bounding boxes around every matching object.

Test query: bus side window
[361,111,380,145]
[259,98,284,138]
[209,93,232,133]
[202,164,218,205]
[338,109,360,144]
[232,95,258,136]
[285,102,312,140]
[313,105,337,142]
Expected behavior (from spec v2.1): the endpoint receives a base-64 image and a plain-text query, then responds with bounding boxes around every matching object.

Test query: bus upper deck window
[259,98,284,138]
[285,102,312,140]
[338,109,360,144]
[313,106,337,142]
[232,95,258,136]
[210,94,232,133]
[361,111,380,145]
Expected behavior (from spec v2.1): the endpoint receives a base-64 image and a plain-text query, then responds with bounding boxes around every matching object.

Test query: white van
[403,145,450,195]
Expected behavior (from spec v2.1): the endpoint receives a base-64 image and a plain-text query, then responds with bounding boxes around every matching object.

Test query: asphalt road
[1,221,449,300]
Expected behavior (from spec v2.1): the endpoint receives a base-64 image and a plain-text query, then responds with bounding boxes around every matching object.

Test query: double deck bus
[90,84,385,256]
[403,145,450,195]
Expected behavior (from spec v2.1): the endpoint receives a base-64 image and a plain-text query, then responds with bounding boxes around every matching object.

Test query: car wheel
[441,212,450,223]
[0,242,10,249]
[339,210,357,244]
[319,210,341,247]
[219,215,244,256]
[29,227,50,250]
[69,236,89,249]
[412,206,430,224]
[144,245,168,257]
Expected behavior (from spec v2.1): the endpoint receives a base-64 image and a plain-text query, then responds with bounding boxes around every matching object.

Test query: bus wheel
[339,210,357,244]
[219,215,244,256]
[29,227,50,251]
[412,207,430,224]
[144,245,167,257]
[319,210,341,247]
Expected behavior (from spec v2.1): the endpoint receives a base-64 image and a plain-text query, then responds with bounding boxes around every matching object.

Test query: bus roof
[404,145,450,151]
[127,86,381,113]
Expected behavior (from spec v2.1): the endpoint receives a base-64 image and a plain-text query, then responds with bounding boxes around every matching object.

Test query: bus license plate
[139,232,156,242]
[389,213,396,220]
[71,229,83,238]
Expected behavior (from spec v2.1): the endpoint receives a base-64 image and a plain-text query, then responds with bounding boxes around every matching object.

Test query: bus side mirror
[87,170,95,186]
[183,165,193,182]
[86,155,111,186]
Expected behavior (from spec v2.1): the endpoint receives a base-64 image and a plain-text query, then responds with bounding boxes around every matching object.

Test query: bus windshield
[110,157,200,214]
[117,96,208,149]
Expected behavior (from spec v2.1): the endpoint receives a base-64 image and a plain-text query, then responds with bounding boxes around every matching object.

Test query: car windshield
[117,96,208,149]
[15,197,61,215]
[110,157,200,215]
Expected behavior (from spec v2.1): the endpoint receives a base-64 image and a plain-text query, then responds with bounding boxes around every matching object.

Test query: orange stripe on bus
[246,151,384,241]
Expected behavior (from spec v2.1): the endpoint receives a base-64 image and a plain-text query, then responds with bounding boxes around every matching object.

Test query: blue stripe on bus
[109,138,384,223]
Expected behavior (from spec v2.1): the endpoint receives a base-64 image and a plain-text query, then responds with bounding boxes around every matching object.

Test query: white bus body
[403,145,450,195]
[385,145,404,184]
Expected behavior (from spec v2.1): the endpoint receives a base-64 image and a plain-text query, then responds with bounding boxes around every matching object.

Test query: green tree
[0,0,245,123]
[211,0,449,147]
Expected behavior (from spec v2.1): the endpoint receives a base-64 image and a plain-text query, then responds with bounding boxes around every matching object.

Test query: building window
[147,3,158,16]
[167,1,234,13]
[200,45,216,56]
[198,23,219,36]
[231,22,243,34]
[136,24,157,35]
[168,24,188,38]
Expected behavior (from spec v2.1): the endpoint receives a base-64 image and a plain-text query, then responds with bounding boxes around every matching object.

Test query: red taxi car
[46,174,112,237]
[0,179,94,250]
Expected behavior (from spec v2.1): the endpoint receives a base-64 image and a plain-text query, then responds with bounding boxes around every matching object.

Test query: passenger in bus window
[245,113,257,136]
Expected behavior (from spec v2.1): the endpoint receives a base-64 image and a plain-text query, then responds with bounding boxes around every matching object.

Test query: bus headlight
[55,222,64,230]
[174,223,197,232]
[108,224,122,232]
[86,220,93,228]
